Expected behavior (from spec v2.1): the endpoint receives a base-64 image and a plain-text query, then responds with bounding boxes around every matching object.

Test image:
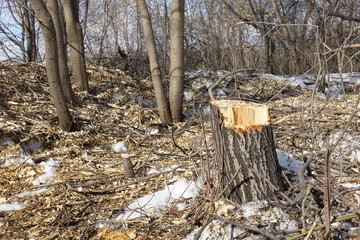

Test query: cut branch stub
[121,153,135,178]
[211,100,284,204]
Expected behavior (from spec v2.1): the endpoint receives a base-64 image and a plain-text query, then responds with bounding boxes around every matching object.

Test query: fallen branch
[208,69,255,101]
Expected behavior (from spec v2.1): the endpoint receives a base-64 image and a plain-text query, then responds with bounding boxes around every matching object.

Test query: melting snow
[147,164,184,175]
[115,178,201,221]
[147,129,159,136]
[184,200,298,239]
[340,183,360,188]
[112,141,127,153]
[183,220,246,240]
[318,131,360,163]
[32,158,60,186]
[111,92,123,100]
[4,153,34,166]
[1,140,14,146]
[14,188,49,198]
[263,72,360,96]
[0,203,24,211]
[277,150,303,175]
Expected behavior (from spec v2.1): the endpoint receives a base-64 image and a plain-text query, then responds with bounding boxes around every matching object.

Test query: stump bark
[211,100,284,205]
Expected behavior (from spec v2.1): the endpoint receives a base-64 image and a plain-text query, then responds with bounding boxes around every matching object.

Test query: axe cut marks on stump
[211,100,285,205]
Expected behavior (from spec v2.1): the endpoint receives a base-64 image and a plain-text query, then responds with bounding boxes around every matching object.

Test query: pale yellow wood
[211,100,271,132]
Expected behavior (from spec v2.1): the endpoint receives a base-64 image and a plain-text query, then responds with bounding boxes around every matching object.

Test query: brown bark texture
[122,157,135,178]
[29,0,73,131]
[23,1,37,62]
[47,0,75,103]
[137,0,172,123]
[211,101,284,204]
[62,0,88,91]
[169,0,185,122]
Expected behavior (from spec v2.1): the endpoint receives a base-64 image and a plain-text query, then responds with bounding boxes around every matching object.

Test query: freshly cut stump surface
[211,100,284,204]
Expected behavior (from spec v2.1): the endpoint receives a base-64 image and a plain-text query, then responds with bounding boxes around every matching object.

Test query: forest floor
[0,62,360,239]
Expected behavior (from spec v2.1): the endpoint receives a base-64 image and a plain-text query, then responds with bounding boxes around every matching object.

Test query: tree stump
[210,100,284,205]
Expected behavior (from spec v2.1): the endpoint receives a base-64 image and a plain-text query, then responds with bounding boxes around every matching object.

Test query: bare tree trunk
[211,100,285,204]
[96,1,110,65]
[264,34,272,73]
[62,0,88,91]
[163,0,169,75]
[169,0,185,122]
[29,0,73,131]
[47,0,75,103]
[123,1,132,54]
[271,0,301,74]
[137,0,172,123]
[82,0,90,43]
[22,0,37,62]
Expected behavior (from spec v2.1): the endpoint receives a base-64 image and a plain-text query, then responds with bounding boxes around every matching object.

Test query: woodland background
[1,0,359,77]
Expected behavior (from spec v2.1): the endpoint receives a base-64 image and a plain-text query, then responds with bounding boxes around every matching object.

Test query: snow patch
[277,150,303,175]
[111,92,123,100]
[32,158,60,186]
[14,188,49,198]
[147,164,184,175]
[137,96,156,108]
[147,129,159,136]
[116,178,201,221]
[112,141,127,153]
[184,91,194,101]
[0,203,24,211]
[340,183,360,188]
[183,220,246,240]
[4,153,34,166]
[264,72,360,96]
[319,131,360,162]
[184,200,298,239]
[1,140,14,146]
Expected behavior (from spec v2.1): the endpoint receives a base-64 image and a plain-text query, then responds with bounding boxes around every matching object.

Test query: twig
[324,146,331,239]
[301,185,312,231]
[171,125,186,154]
[208,213,278,240]
[208,69,255,101]
[304,216,320,240]
[324,92,359,239]
[317,184,360,215]
[43,233,59,240]
[193,218,213,240]
[287,214,359,240]
[323,43,360,55]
